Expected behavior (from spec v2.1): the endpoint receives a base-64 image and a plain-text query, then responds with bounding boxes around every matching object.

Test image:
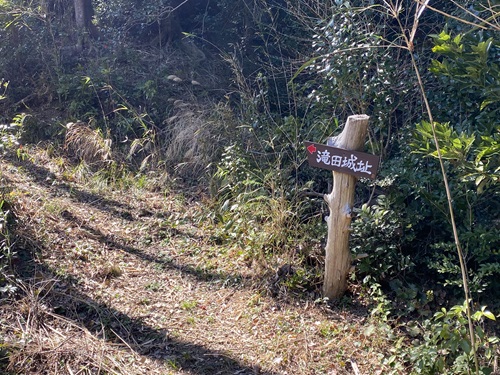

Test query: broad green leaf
[483,310,496,320]
[475,175,487,194]
[480,99,494,110]
[460,339,471,354]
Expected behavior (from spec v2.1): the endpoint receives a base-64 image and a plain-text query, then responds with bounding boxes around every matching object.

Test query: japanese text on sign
[316,150,373,175]
[304,141,380,179]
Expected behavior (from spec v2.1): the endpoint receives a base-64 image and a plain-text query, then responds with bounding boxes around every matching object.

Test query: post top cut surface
[347,114,370,121]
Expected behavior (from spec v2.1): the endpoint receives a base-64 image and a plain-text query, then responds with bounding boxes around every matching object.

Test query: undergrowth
[0,1,498,374]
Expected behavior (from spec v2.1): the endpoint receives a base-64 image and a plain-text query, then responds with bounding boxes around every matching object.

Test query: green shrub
[350,195,415,282]
[387,302,499,375]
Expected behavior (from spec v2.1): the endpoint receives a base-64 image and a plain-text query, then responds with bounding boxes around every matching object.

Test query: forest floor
[0,146,397,375]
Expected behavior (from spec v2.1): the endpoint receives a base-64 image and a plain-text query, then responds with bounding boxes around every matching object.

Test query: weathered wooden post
[305,114,378,300]
[323,115,370,299]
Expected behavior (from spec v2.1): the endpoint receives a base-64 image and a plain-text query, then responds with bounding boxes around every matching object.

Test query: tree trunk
[73,0,97,52]
[323,114,370,300]
[74,0,86,30]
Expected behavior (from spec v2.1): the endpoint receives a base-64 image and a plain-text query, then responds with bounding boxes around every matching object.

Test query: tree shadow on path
[58,207,250,286]
[7,156,136,219]
[1,156,275,374]
[4,231,275,375]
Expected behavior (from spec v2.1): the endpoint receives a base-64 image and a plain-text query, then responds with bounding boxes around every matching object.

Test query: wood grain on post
[323,114,370,300]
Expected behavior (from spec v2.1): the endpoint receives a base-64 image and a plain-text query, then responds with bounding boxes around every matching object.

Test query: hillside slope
[0,147,392,374]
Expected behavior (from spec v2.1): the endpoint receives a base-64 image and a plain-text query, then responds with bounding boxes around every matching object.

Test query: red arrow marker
[307,144,317,154]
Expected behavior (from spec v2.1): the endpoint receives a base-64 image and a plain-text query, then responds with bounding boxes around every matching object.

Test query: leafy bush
[308,0,420,158]
[350,195,415,282]
[408,27,500,300]
[304,1,500,305]
[387,303,499,375]
[210,145,306,259]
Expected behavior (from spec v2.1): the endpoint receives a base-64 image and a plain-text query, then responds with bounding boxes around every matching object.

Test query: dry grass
[0,146,397,375]
[64,122,112,166]
[164,107,209,178]
[126,101,234,183]
[160,102,235,182]
[2,280,163,375]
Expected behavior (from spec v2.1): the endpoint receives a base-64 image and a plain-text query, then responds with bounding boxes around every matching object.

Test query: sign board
[305,141,380,179]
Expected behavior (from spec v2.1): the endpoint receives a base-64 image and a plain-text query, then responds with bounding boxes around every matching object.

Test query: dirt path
[0,149,391,374]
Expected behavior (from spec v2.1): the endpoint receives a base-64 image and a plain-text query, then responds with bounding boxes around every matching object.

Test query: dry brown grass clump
[160,102,236,181]
[64,122,112,166]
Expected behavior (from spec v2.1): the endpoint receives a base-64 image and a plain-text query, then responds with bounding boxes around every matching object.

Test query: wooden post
[323,114,370,300]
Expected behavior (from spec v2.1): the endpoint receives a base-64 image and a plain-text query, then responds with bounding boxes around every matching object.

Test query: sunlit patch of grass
[145,281,162,292]
[317,321,341,339]
[180,300,198,311]
[70,241,94,261]
[100,264,123,279]
[165,358,180,370]
[247,292,263,307]
[42,200,66,216]
[87,171,110,192]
